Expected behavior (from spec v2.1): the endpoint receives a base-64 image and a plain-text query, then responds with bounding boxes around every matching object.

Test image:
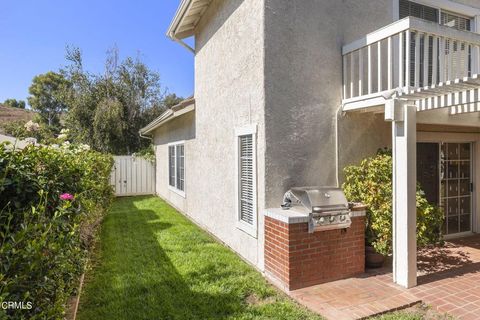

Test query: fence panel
[110,156,155,196]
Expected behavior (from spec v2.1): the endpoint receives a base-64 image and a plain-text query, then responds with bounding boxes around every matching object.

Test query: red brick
[264,214,365,290]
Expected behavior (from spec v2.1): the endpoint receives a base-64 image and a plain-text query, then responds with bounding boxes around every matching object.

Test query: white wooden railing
[342,17,480,104]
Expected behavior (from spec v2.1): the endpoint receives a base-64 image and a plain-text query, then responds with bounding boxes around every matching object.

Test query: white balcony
[342,17,480,114]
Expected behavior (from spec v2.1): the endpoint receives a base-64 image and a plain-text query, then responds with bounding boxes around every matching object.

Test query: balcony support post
[386,99,417,289]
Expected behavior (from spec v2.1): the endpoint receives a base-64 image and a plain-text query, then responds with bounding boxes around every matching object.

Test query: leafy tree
[62,46,179,154]
[164,93,183,109]
[27,72,70,127]
[93,98,125,153]
[3,98,26,109]
[61,47,99,148]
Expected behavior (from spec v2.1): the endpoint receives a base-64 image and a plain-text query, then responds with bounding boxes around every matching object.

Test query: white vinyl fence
[110,156,155,196]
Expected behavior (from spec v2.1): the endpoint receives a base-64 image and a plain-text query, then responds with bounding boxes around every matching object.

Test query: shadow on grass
[77,197,245,320]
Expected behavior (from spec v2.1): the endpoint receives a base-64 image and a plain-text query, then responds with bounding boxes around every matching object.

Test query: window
[168,142,185,196]
[399,0,473,32]
[235,125,257,237]
[399,0,439,23]
[441,11,471,31]
[399,1,475,85]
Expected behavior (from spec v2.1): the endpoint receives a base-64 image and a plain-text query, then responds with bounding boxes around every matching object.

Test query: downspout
[335,105,343,188]
[139,131,152,141]
[171,35,195,54]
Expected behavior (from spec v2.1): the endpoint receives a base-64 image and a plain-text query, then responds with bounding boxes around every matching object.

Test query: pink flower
[60,193,74,201]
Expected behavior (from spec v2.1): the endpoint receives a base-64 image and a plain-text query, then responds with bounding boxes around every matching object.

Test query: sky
[0,0,194,105]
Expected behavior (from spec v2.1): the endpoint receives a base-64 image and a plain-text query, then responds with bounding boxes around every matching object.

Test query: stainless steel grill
[282,186,352,232]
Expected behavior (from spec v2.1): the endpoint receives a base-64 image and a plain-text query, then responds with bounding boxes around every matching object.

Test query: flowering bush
[343,149,444,256]
[0,141,113,319]
[1,119,56,144]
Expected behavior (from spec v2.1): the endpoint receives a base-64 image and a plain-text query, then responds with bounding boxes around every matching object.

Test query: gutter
[169,36,195,54]
[139,131,152,140]
[166,0,196,53]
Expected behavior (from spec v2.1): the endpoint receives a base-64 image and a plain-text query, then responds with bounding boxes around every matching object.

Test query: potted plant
[365,225,385,268]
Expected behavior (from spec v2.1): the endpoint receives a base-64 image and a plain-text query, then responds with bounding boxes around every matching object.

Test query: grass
[77,196,436,320]
[77,196,322,320]
[373,304,452,320]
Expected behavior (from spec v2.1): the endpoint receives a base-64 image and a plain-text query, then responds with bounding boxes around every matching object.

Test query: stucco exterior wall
[263,0,395,207]
[191,0,266,269]
[152,112,195,212]
[153,0,480,270]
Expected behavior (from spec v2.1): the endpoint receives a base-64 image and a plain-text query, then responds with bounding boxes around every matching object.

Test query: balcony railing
[342,17,480,109]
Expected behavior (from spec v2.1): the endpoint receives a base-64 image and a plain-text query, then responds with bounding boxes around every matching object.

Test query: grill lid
[285,187,348,212]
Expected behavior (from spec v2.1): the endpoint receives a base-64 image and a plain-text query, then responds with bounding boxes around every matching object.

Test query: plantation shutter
[441,11,471,31]
[399,0,438,22]
[239,134,254,225]
[168,146,175,187]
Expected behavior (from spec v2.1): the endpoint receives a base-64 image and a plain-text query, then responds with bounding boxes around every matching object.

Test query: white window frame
[168,140,186,198]
[393,0,480,33]
[235,124,258,238]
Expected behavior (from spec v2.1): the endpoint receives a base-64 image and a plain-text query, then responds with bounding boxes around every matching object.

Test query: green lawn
[77,196,322,320]
[77,196,430,320]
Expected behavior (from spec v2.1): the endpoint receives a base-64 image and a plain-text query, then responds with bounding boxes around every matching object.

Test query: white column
[391,101,417,289]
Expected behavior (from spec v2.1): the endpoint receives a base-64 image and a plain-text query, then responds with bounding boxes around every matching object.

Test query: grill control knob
[329,216,336,223]
[340,215,346,222]
[319,217,325,224]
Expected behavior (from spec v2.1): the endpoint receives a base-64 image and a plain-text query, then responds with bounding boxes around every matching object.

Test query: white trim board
[167,141,186,198]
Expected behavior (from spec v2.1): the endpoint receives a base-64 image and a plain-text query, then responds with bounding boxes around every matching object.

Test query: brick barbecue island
[264,205,366,291]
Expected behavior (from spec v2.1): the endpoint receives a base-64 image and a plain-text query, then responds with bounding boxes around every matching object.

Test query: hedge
[0,141,113,319]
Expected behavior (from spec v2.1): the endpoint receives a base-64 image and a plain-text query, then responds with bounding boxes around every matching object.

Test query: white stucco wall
[192,0,265,269]
[152,0,480,270]
[153,0,266,269]
[152,112,195,212]
[263,0,396,207]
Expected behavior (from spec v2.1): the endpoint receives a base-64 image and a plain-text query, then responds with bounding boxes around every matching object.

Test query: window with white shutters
[239,135,254,225]
[399,0,438,22]
[440,11,471,31]
[398,1,475,85]
[235,125,257,237]
[168,142,185,196]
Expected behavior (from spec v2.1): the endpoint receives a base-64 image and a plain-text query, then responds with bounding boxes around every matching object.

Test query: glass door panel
[417,143,439,205]
[440,142,472,235]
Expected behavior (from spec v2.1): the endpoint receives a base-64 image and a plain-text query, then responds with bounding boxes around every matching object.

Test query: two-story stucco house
[140,0,480,291]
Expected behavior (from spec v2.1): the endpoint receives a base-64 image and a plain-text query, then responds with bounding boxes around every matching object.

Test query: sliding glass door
[417,142,473,236]
[440,143,472,235]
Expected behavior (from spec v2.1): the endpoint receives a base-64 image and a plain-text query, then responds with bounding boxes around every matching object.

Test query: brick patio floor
[289,235,480,320]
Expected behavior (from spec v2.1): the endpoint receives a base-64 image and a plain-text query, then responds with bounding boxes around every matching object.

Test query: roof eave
[166,0,191,40]
[166,0,211,41]
[139,98,195,135]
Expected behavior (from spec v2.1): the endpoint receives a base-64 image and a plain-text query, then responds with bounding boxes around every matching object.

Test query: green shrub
[0,141,113,319]
[1,119,56,144]
[132,144,155,162]
[343,149,444,256]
